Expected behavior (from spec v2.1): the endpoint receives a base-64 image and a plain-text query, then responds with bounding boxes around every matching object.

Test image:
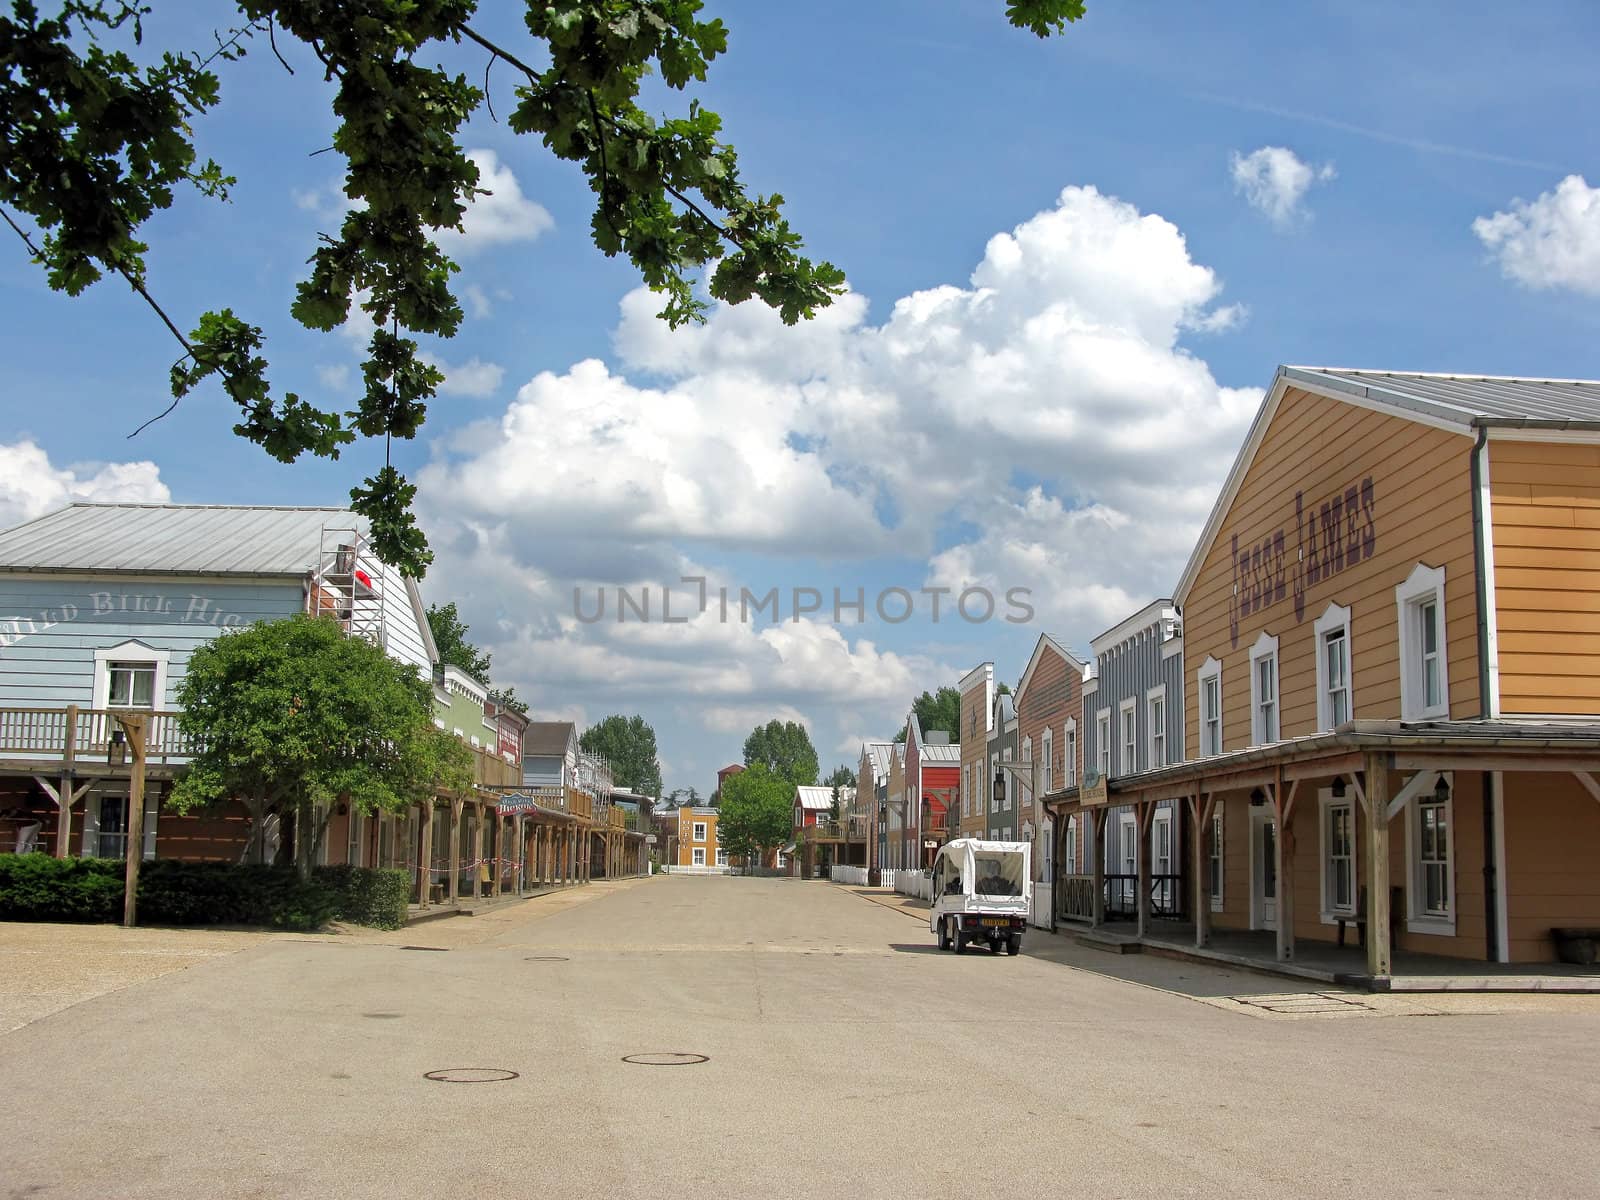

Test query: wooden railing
[1058,874,1096,923]
[472,744,520,789]
[567,787,593,821]
[1103,874,1184,920]
[0,706,194,765]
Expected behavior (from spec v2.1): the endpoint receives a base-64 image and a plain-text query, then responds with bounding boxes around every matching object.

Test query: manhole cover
[621,1052,709,1067]
[424,1068,519,1083]
[524,955,569,962]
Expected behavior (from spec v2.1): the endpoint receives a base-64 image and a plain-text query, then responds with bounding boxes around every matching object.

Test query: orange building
[676,805,725,869]
[1059,367,1600,979]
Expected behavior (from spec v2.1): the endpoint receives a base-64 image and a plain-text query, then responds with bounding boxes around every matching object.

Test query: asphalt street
[2,875,1598,1199]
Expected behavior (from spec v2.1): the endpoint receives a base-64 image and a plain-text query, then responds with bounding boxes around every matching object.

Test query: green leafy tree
[425,601,492,681]
[488,686,529,717]
[0,1,1082,574]
[716,763,791,872]
[823,763,853,821]
[893,686,961,743]
[579,714,662,797]
[742,719,818,787]
[170,613,473,874]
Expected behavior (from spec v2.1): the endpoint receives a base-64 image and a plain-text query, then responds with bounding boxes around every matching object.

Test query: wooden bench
[1336,885,1404,950]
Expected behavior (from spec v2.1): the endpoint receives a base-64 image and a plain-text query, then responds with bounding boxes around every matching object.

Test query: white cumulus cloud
[1230,146,1336,227]
[418,182,1257,787]
[0,440,170,531]
[435,149,553,255]
[1473,174,1600,295]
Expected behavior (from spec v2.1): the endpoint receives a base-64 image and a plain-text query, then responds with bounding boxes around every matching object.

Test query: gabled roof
[1014,633,1089,709]
[1176,365,1600,607]
[795,786,835,811]
[1284,367,1600,428]
[864,742,894,781]
[920,743,961,764]
[0,503,359,576]
[523,721,576,757]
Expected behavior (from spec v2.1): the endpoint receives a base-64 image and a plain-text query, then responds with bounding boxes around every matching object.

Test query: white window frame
[1117,699,1137,776]
[715,847,728,867]
[1064,719,1078,787]
[1396,563,1450,721]
[692,847,706,866]
[989,753,998,813]
[1151,807,1173,875]
[1318,790,1357,922]
[1145,684,1167,770]
[1064,815,1078,874]
[1095,709,1111,780]
[1248,632,1280,745]
[1313,602,1353,732]
[1001,747,1012,810]
[1197,656,1222,757]
[1406,772,1456,936]
[1208,809,1224,912]
[692,821,707,843]
[961,763,970,818]
[1041,728,1053,793]
[92,640,171,711]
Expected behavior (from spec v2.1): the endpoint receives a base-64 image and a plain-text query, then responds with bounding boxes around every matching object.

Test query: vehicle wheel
[989,938,1002,954]
[937,918,951,951]
[1006,936,1021,956]
[954,927,968,955]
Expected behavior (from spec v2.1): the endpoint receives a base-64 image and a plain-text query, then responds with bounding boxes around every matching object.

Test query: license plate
[980,918,1009,928]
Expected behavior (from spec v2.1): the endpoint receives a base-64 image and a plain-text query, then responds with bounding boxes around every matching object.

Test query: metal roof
[1284,367,1600,428]
[921,743,961,763]
[795,786,836,810]
[522,722,576,757]
[0,503,360,576]
[865,742,894,780]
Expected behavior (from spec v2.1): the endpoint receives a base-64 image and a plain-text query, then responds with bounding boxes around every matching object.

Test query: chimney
[926,731,951,746]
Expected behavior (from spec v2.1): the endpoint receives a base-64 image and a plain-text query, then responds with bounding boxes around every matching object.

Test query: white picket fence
[827,865,925,893]
[660,865,731,876]
[893,870,932,901]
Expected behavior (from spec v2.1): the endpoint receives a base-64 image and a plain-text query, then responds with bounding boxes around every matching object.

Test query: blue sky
[3,1,1598,792]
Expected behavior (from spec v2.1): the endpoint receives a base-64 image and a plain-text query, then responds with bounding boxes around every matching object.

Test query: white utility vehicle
[928,838,1030,955]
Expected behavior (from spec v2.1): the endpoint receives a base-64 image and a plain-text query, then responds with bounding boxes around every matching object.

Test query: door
[1251,808,1278,930]
[97,796,129,861]
[1117,811,1137,914]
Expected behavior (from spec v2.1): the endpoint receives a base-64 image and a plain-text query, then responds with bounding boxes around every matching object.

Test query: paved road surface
[3,876,1599,1199]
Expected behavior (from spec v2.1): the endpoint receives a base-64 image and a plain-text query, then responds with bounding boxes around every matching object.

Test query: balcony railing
[471,744,520,789]
[0,706,193,766]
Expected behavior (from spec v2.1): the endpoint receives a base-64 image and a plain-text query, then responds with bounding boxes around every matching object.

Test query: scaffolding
[309,525,387,649]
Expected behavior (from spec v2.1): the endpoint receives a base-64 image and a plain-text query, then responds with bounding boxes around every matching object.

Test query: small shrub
[0,857,406,931]
[314,864,411,930]
[0,854,123,922]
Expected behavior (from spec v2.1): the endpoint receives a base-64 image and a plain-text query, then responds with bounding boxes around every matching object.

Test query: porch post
[1191,793,1211,949]
[514,815,526,894]
[1364,752,1392,979]
[1274,775,1295,963]
[418,798,435,908]
[1135,801,1152,940]
[492,815,504,897]
[1090,808,1106,928]
[448,797,463,903]
[473,801,486,899]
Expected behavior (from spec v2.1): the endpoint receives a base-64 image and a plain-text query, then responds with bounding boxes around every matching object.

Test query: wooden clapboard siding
[1490,440,1600,714]
[1183,386,1480,759]
[1502,771,1600,961]
[958,668,991,837]
[0,577,307,708]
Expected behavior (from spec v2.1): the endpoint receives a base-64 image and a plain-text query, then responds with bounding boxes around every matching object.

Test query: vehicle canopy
[931,838,1030,909]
